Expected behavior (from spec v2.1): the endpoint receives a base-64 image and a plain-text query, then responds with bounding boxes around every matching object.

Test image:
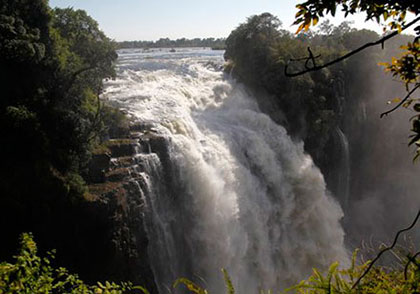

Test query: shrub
[0,233,148,294]
[285,250,420,294]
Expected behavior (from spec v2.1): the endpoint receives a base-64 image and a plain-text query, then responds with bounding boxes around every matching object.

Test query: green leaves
[173,278,209,294]
[52,7,117,83]
[0,234,147,294]
[293,1,417,34]
[3,234,420,294]
[284,250,420,294]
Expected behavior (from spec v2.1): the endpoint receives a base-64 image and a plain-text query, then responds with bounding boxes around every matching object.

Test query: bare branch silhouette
[380,83,420,118]
[284,17,420,77]
[352,209,420,289]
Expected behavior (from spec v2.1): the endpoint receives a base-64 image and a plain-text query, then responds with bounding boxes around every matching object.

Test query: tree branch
[64,65,98,94]
[87,85,104,143]
[285,16,420,77]
[380,83,420,118]
[72,65,97,79]
[351,209,420,289]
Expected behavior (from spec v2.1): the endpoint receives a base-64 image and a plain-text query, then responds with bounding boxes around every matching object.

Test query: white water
[103,48,348,293]
[336,128,350,212]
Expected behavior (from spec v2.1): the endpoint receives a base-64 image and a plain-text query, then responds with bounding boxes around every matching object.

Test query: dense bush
[0,0,126,280]
[0,233,148,294]
[285,250,420,293]
[0,0,117,197]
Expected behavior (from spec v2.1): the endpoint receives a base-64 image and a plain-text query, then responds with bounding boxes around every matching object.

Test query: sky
[49,0,404,42]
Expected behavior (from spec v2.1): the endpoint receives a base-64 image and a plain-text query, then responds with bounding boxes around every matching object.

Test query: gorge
[1,2,419,292]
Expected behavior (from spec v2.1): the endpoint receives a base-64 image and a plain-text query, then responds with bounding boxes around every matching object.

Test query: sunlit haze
[49,0,399,41]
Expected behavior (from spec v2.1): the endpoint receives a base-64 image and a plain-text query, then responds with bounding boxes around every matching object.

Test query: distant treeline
[117,37,226,49]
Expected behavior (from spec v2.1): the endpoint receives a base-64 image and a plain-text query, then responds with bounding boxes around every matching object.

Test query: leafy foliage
[0,0,124,281]
[0,0,117,187]
[285,250,420,294]
[382,42,420,84]
[293,0,419,34]
[52,8,117,80]
[0,233,148,294]
[3,234,419,294]
[170,252,420,294]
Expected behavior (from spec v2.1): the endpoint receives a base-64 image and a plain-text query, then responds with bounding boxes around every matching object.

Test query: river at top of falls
[103,47,349,293]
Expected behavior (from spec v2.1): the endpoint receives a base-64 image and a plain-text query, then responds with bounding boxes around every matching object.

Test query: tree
[224,13,287,89]
[0,1,117,177]
[49,7,117,171]
[0,0,118,271]
[52,8,117,80]
[290,0,420,160]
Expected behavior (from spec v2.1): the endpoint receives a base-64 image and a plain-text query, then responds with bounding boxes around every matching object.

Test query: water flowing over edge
[103,48,349,293]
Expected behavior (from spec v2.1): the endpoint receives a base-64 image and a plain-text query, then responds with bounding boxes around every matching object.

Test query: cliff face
[83,128,159,292]
[0,125,160,292]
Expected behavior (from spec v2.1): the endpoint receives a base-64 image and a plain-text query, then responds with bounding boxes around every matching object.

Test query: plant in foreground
[0,233,149,294]
[2,233,419,294]
[285,249,420,294]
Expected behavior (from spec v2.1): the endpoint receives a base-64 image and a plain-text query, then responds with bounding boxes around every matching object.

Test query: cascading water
[103,48,348,293]
[335,128,350,212]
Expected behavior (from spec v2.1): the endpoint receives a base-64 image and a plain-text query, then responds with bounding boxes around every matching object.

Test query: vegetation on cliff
[0,0,137,284]
[224,12,413,176]
[290,0,420,160]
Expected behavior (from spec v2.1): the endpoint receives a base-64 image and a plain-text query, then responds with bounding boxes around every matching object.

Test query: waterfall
[104,48,348,293]
[335,127,350,212]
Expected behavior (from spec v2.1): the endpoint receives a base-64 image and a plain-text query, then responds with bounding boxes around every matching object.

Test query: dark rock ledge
[83,122,166,293]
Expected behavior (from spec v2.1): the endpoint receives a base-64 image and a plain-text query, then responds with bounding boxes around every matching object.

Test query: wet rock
[112,156,136,168]
[87,173,156,292]
[106,139,138,157]
[106,168,130,182]
[88,153,111,183]
[84,128,161,293]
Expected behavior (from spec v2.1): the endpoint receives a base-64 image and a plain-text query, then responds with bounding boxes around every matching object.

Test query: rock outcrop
[83,123,166,293]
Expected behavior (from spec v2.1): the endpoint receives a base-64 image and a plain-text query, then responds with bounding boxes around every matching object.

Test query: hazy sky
[49,0,392,41]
